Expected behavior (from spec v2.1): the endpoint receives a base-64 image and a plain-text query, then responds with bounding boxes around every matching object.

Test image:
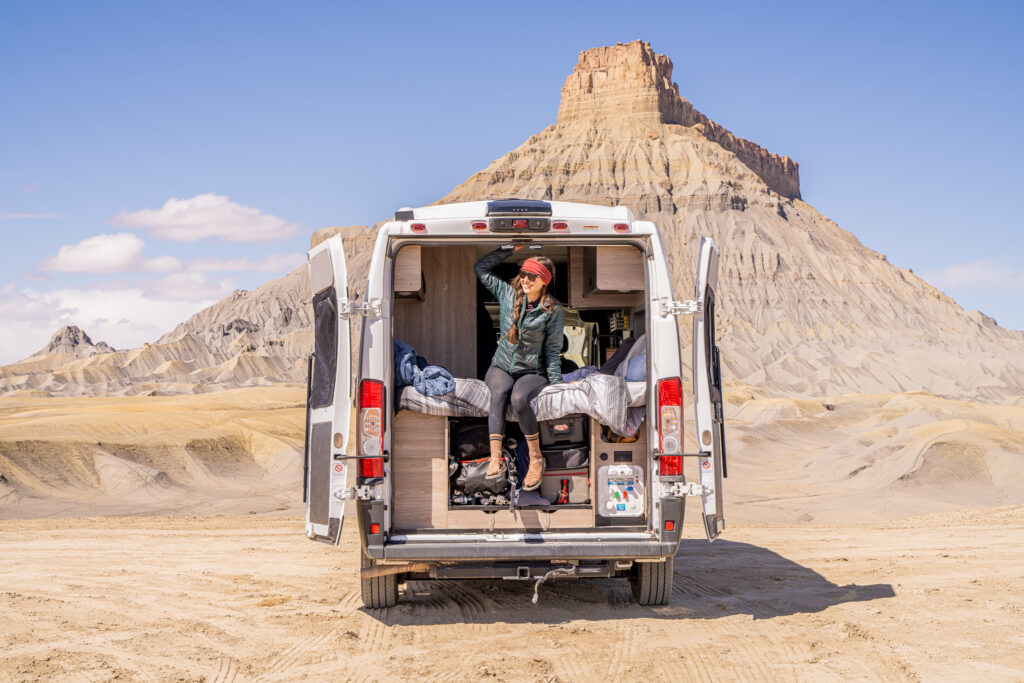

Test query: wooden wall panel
[392,411,448,530]
[446,508,594,530]
[393,246,477,378]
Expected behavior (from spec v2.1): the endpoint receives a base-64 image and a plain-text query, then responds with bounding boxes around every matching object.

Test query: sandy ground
[2,507,1023,682]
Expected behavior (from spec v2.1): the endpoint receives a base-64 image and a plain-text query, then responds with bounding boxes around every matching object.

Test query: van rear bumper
[368,536,678,562]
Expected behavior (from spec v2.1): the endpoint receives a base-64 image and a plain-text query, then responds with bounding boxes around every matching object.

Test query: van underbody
[305,200,726,607]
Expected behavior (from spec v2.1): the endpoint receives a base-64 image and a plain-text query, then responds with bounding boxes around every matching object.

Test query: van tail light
[410,223,427,233]
[552,221,568,231]
[358,379,385,478]
[657,377,683,475]
[659,455,682,476]
[359,457,384,478]
[472,221,487,232]
[614,223,630,233]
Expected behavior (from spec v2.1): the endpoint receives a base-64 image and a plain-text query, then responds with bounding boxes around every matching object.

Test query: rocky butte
[3,40,1024,403]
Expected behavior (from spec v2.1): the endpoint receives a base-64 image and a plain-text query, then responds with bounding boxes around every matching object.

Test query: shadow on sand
[364,538,894,625]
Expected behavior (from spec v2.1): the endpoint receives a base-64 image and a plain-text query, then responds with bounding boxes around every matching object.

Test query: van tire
[360,553,398,608]
[630,557,673,605]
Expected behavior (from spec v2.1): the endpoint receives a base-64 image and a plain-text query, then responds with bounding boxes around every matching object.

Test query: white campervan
[304,199,725,608]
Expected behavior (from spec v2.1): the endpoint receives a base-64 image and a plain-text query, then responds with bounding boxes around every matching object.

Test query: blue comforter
[394,340,455,397]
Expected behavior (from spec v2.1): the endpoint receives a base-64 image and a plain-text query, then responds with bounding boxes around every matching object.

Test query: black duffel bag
[454,456,510,495]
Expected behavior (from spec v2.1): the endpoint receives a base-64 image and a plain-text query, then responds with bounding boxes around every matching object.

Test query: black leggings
[484,365,548,436]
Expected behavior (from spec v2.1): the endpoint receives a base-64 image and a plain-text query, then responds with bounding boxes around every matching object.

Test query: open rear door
[305,235,352,545]
[693,237,726,540]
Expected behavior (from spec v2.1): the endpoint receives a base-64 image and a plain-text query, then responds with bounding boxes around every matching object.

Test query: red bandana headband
[520,258,552,285]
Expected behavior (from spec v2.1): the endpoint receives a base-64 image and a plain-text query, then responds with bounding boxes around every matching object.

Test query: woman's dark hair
[505,255,558,345]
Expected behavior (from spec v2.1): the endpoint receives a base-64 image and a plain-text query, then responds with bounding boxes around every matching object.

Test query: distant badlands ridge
[2,40,1023,402]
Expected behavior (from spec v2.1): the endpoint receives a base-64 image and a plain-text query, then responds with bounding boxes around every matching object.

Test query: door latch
[669,482,712,497]
[658,299,702,317]
[339,299,382,319]
[334,485,374,501]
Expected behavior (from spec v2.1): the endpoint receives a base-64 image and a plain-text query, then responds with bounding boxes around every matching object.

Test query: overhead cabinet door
[693,237,726,540]
[305,235,352,545]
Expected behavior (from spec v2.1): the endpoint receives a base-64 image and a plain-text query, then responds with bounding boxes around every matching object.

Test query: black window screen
[310,286,338,409]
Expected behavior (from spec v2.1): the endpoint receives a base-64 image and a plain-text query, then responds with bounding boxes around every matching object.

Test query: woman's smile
[521,277,541,300]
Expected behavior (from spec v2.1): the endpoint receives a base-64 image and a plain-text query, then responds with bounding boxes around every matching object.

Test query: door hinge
[658,299,702,317]
[334,485,374,501]
[339,299,382,319]
[669,481,712,497]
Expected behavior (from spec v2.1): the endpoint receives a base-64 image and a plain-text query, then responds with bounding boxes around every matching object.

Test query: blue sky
[1,1,1022,363]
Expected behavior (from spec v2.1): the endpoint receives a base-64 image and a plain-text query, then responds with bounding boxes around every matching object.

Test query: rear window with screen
[310,286,337,409]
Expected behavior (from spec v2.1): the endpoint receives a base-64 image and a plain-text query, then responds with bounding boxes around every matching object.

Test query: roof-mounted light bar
[485,199,553,217]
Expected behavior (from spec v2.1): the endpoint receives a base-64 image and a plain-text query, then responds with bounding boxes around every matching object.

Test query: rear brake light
[359,458,383,478]
[552,221,568,231]
[659,455,682,476]
[664,520,675,532]
[410,223,426,233]
[359,379,384,459]
[370,523,380,534]
[512,219,529,229]
[614,223,630,233]
[657,377,683,463]
[471,221,487,232]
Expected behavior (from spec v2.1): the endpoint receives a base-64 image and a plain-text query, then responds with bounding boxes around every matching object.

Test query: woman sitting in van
[474,246,564,491]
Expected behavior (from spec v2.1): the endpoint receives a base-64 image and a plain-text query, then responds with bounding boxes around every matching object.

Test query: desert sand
[2,388,1023,680]
[2,508,1022,681]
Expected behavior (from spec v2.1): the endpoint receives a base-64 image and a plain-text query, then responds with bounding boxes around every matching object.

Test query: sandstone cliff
[3,41,1023,403]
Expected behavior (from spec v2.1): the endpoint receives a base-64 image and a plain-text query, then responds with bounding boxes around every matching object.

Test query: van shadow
[364,538,895,625]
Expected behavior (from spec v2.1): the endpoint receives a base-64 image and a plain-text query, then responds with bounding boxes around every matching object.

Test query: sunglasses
[519,270,541,282]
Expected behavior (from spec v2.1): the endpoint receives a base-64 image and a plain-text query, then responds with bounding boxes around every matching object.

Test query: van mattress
[397,373,647,437]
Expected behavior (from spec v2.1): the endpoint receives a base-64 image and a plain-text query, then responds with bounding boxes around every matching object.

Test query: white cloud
[0,282,223,365]
[186,252,304,272]
[924,259,1024,291]
[147,272,237,302]
[37,233,184,274]
[110,193,300,242]
[0,212,59,219]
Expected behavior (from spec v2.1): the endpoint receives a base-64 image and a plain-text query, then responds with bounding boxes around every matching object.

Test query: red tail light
[614,223,630,233]
[664,520,675,532]
[471,221,487,232]
[358,380,385,476]
[657,377,683,474]
[370,523,380,534]
[359,458,384,478]
[552,221,568,231]
[410,223,426,233]
[512,219,529,229]
[659,455,683,476]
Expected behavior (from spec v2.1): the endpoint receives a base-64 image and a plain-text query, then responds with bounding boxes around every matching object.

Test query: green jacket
[475,248,564,384]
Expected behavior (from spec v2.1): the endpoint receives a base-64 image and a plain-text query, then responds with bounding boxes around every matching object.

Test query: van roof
[398,200,636,222]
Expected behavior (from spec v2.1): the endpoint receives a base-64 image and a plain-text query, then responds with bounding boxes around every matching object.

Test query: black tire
[630,557,673,605]
[360,552,398,608]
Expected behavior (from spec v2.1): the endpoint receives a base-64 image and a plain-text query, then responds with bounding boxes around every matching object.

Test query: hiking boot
[485,434,505,480]
[521,433,544,491]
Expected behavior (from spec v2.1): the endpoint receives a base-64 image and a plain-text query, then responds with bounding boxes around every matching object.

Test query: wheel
[360,552,398,608]
[630,557,673,605]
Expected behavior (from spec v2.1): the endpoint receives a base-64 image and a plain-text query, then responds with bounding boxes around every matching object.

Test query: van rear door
[693,237,726,540]
[305,235,352,545]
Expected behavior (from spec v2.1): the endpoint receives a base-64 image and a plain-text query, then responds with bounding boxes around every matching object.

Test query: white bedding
[398,373,647,437]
